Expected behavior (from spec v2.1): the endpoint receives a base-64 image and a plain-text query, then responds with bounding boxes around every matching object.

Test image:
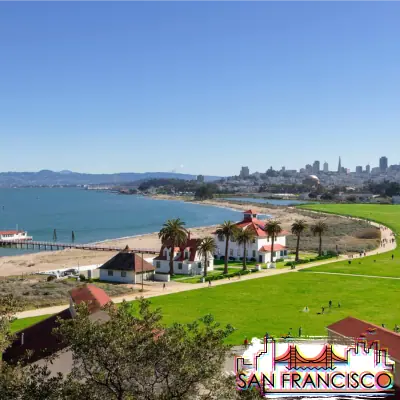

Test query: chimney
[21,333,24,346]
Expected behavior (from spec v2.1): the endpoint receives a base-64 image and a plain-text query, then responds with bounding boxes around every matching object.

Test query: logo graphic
[235,337,395,394]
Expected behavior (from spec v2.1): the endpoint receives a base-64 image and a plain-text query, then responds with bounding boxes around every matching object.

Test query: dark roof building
[3,284,111,366]
[99,252,155,273]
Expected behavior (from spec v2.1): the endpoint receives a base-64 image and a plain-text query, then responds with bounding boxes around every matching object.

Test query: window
[108,270,113,276]
[178,263,183,270]
[184,252,189,259]
[207,260,210,267]
[197,262,202,268]
[121,271,127,278]
[252,238,256,244]
[237,249,240,256]
[219,236,224,242]
[156,261,161,268]
[252,250,256,257]
[230,249,233,256]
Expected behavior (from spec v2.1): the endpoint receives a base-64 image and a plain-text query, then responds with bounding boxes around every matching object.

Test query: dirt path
[15,218,396,320]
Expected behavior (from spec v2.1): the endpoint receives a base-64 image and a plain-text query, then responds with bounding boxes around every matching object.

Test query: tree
[54,299,239,400]
[265,221,282,263]
[158,219,188,276]
[311,221,328,256]
[194,184,217,201]
[291,220,307,262]
[197,237,216,278]
[215,222,238,274]
[235,228,255,271]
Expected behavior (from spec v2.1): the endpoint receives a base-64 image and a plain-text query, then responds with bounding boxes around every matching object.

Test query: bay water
[0,188,240,257]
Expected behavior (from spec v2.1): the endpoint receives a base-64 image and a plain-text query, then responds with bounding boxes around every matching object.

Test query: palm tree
[291,220,307,262]
[197,237,217,277]
[215,221,237,274]
[158,219,188,276]
[311,221,328,256]
[265,221,282,263]
[235,228,255,271]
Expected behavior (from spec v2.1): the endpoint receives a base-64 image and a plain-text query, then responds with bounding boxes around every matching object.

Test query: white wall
[154,273,170,282]
[214,235,287,260]
[153,258,214,275]
[99,269,136,284]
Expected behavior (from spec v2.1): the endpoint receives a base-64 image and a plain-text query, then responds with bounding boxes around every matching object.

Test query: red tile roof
[258,244,286,252]
[0,230,24,235]
[234,219,290,238]
[70,284,112,313]
[327,316,400,361]
[158,238,200,262]
[243,209,257,214]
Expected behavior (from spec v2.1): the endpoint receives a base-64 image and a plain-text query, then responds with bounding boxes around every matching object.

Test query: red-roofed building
[214,210,290,264]
[153,233,214,275]
[327,316,400,387]
[0,230,32,241]
[70,284,112,313]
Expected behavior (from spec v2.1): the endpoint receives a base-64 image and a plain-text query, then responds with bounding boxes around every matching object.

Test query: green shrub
[47,275,56,282]
[79,274,86,281]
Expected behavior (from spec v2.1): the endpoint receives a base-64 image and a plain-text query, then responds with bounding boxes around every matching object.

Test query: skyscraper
[337,156,341,173]
[323,162,329,173]
[379,157,388,173]
[356,166,363,174]
[366,164,371,174]
[305,164,313,174]
[240,166,250,178]
[312,161,320,174]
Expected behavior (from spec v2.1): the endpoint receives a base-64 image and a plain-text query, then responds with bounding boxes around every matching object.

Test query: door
[259,255,263,262]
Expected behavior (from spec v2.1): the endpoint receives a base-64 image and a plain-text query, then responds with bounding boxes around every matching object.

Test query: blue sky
[1,2,400,176]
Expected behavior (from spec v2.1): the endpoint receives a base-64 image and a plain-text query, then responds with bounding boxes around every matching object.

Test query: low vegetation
[0,275,137,311]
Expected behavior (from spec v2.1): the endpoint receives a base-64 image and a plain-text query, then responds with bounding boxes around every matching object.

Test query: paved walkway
[15,214,396,320]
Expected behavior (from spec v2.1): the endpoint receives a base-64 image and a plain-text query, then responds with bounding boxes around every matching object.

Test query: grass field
[147,272,400,344]
[299,204,400,277]
[11,204,400,344]
[10,314,51,333]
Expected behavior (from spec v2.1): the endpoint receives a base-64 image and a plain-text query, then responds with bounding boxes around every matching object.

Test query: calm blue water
[0,188,241,256]
[223,197,309,206]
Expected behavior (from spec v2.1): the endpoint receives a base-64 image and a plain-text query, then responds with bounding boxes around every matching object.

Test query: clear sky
[1,2,400,176]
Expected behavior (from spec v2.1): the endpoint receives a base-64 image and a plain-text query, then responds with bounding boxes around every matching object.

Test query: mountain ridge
[0,170,222,187]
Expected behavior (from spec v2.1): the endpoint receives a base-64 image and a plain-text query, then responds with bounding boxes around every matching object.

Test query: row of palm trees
[290,219,328,261]
[158,217,328,277]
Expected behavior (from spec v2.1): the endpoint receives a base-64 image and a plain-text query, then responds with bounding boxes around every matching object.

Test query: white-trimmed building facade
[214,210,289,263]
[152,235,214,276]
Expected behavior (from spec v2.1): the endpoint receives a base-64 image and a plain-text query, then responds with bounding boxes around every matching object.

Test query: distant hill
[0,170,222,188]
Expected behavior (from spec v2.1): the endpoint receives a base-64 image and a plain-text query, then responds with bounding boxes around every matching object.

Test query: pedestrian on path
[321,307,325,314]
[208,280,212,287]
[299,327,302,337]
[163,283,166,290]
[244,337,249,349]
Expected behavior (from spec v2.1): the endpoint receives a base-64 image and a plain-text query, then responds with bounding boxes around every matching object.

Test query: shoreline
[0,196,380,277]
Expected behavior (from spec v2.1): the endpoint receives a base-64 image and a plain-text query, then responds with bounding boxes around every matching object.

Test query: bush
[275,258,284,262]
[47,275,57,282]
[204,268,255,282]
[284,253,336,266]
[79,274,86,281]
[250,257,256,262]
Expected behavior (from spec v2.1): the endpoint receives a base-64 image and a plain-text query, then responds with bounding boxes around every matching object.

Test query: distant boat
[0,230,33,241]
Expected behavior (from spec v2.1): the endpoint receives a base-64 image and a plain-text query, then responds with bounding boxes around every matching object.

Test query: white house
[214,209,289,263]
[99,251,155,284]
[152,234,214,275]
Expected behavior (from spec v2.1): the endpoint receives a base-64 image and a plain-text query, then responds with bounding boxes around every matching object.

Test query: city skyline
[1,2,400,175]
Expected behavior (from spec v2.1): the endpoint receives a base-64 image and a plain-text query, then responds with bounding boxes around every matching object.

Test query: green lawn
[13,204,400,344]
[299,204,400,277]
[147,272,400,344]
[10,314,51,333]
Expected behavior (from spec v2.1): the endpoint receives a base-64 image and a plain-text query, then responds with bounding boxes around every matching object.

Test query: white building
[99,251,155,284]
[153,235,214,275]
[214,210,289,263]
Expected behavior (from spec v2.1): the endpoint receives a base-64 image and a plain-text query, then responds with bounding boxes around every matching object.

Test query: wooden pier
[0,240,159,255]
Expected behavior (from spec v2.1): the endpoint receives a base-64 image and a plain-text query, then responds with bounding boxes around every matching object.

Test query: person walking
[321,307,325,314]
[338,302,341,308]
[163,283,166,290]
[244,337,249,349]
[329,300,332,308]
[299,326,302,337]
[392,254,394,260]
[208,280,212,287]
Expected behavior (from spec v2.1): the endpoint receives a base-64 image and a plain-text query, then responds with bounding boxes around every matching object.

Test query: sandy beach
[0,197,378,277]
